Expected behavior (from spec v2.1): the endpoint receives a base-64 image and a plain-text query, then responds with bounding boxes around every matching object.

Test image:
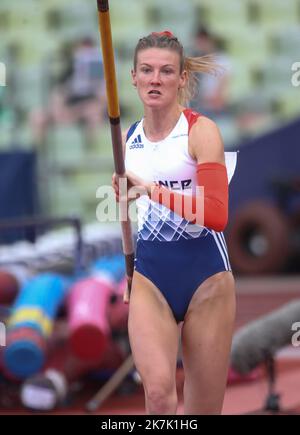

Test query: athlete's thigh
[181,271,235,379]
[128,270,179,385]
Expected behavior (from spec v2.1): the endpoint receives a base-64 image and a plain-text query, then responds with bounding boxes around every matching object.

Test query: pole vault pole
[96,0,134,302]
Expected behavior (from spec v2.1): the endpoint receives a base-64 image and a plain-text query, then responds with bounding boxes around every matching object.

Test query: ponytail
[179,54,221,105]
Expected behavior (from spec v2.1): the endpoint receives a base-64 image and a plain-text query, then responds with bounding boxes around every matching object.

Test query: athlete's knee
[144,380,177,415]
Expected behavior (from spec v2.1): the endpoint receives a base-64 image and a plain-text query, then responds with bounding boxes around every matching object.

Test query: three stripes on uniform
[129,134,144,149]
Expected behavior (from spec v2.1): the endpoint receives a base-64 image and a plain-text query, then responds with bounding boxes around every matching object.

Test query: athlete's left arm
[150,117,229,231]
[188,116,228,230]
[189,116,225,165]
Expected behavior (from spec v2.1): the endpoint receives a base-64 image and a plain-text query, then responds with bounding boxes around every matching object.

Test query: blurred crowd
[30,37,107,148]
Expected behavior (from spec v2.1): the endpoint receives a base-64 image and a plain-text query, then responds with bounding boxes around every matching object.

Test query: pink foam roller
[68,277,113,360]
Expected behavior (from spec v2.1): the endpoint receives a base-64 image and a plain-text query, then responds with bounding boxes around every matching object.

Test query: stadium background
[0,0,299,222]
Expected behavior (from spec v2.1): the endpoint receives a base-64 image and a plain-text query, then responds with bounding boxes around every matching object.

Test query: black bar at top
[97,0,109,12]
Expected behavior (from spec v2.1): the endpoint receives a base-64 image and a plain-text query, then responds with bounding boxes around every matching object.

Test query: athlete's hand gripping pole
[96,0,134,303]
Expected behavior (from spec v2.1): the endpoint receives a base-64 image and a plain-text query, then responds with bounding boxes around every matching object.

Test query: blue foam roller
[3,327,46,378]
[91,254,125,284]
[9,273,68,336]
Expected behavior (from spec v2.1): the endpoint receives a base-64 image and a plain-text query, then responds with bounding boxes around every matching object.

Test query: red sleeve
[151,162,228,232]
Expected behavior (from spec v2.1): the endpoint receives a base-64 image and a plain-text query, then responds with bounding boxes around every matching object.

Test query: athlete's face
[132,48,186,108]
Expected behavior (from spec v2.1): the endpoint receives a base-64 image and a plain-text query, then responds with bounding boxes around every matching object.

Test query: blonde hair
[133,32,220,106]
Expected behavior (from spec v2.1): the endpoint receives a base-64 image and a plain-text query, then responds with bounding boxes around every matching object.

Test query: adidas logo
[129,134,144,149]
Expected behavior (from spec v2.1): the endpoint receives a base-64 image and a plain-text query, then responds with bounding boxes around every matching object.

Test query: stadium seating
[0,0,299,221]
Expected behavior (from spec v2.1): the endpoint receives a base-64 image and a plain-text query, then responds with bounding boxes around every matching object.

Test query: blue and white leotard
[125,109,237,322]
